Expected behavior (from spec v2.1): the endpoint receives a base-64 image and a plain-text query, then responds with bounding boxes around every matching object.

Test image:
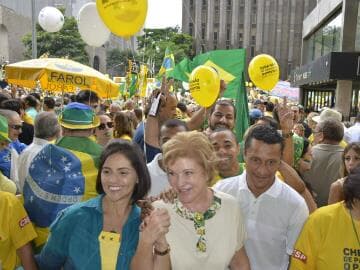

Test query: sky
[145,0,182,29]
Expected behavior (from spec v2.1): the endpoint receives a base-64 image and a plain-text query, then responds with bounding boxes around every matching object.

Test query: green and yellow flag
[170,49,249,141]
[158,47,175,77]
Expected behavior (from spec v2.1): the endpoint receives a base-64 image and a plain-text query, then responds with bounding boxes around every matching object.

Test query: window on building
[189,23,193,36]
[201,23,206,39]
[202,0,207,8]
[250,46,255,57]
[251,35,256,45]
[214,32,218,41]
[304,11,342,63]
[227,0,232,11]
[201,44,205,53]
[239,33,243,48]
[227,24,231,40]
[226,40,231,49]
[356,3,360,51]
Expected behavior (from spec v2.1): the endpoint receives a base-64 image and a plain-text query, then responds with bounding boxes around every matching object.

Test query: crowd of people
[0,78,359,270]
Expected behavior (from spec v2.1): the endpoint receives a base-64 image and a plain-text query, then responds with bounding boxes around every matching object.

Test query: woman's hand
[141,208,171,245]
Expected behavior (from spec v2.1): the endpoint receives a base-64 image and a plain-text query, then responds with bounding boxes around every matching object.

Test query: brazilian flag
[23,137,102,250]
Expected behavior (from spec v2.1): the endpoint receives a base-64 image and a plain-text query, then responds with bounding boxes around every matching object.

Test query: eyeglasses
[98,122,113,130]
[9,124,23,130]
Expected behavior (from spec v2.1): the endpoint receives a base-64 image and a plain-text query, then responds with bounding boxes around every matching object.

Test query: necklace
[174,195,221,253]
[350,209,360,247]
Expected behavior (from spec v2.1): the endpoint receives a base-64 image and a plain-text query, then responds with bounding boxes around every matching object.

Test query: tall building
[291,0,360,119]
[182,0,316,80]
[0,0,137,73]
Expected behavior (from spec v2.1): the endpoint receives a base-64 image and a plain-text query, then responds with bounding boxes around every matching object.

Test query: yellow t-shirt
[0,172,16,194]
[308,133,347,148]
[290,202,360,270]
[22,113,34,125]
[0,191,37,270]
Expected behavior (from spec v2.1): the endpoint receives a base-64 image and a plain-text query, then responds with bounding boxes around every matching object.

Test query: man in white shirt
[147,119,188,198]
[18,112,61,192]
[214,124,309,270]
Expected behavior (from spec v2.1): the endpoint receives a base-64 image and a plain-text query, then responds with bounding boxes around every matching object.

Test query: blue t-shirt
[36,195,141,270]
[133,121,161,163]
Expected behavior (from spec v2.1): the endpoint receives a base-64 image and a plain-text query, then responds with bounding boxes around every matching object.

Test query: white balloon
[38,6,64,33]
[77,3,110,47]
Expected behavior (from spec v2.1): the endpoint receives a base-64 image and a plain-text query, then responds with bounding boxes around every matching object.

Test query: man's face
[244,138,282,197]
[8,115,23,141]
[160,125,187,148]
[159,95,177,123]
[209,104,235,130]
[209,130,240,174]
[291,106,299,122]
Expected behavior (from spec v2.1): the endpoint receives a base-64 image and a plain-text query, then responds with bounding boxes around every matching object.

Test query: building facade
[0,0,137,73]
[291,0,360,119]
[182,0,317,80]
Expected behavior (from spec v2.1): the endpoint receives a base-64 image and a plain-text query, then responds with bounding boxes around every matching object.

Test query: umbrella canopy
[5,58,119,98]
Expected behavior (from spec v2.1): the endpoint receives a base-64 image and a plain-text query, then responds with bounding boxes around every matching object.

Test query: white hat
[312,108,342,123]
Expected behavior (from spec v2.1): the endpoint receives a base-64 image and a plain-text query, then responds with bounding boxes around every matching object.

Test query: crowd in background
[0,80,359,270]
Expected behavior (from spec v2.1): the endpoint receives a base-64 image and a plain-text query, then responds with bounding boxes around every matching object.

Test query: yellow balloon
[189,66,220,108]
[96,0,147,38]
[248,54,280,91]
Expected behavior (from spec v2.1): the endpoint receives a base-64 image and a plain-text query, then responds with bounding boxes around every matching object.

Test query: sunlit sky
[145,0,182,29]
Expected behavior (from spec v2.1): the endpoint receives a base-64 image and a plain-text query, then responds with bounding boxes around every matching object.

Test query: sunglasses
[9,124,23,130]
[98,122,113,130]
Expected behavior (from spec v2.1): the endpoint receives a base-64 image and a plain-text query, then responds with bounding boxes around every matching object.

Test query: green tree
[106,49,138,77]
[22,11,89,64]
[137,27,194,74]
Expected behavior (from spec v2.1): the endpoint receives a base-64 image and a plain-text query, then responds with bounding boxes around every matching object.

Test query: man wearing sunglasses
[94,113,113,146]
[0,109,27,184]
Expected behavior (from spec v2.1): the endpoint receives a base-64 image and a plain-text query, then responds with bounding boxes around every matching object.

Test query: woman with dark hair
[328,142,360,204]
[36,140,169,269]
[290,166,360,270]
[113,111,134,141]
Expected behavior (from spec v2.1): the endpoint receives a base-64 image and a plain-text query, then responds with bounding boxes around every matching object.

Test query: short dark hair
[257,116,280,130]
[96,140,151,202]
[316,119,344,143]
[0,93,10,104]
[266,101,275,112]
[76,90,99,104]
[134,108,143,122]
[161,118,189,131]
[44,97,55,109]
[210,99,236,119]
[24,95,38,108]
[344,166,360,210]
[244,124,284,153]
[211,127,238,143]
[1,99,22,114]
[29,92,41,101]
[177,102,187,113]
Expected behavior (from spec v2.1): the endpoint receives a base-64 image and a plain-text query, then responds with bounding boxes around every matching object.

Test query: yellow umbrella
[5,58,119,98]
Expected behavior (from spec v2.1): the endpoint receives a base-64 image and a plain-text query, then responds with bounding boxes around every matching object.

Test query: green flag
[170,49,249,141]
[235,72,249,142]
[170,49,246,99]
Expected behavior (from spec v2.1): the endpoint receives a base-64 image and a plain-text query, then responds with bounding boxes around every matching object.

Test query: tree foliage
[137,27,194,73]
[22,12,89,64]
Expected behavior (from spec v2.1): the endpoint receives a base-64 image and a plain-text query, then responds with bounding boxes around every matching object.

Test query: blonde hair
[162,131,217,182]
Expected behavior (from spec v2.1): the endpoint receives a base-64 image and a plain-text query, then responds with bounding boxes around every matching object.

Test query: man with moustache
[204,99,236,136]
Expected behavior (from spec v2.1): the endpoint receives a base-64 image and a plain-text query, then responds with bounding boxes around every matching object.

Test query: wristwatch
[154,244,171,256]
[282,131,294,138]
